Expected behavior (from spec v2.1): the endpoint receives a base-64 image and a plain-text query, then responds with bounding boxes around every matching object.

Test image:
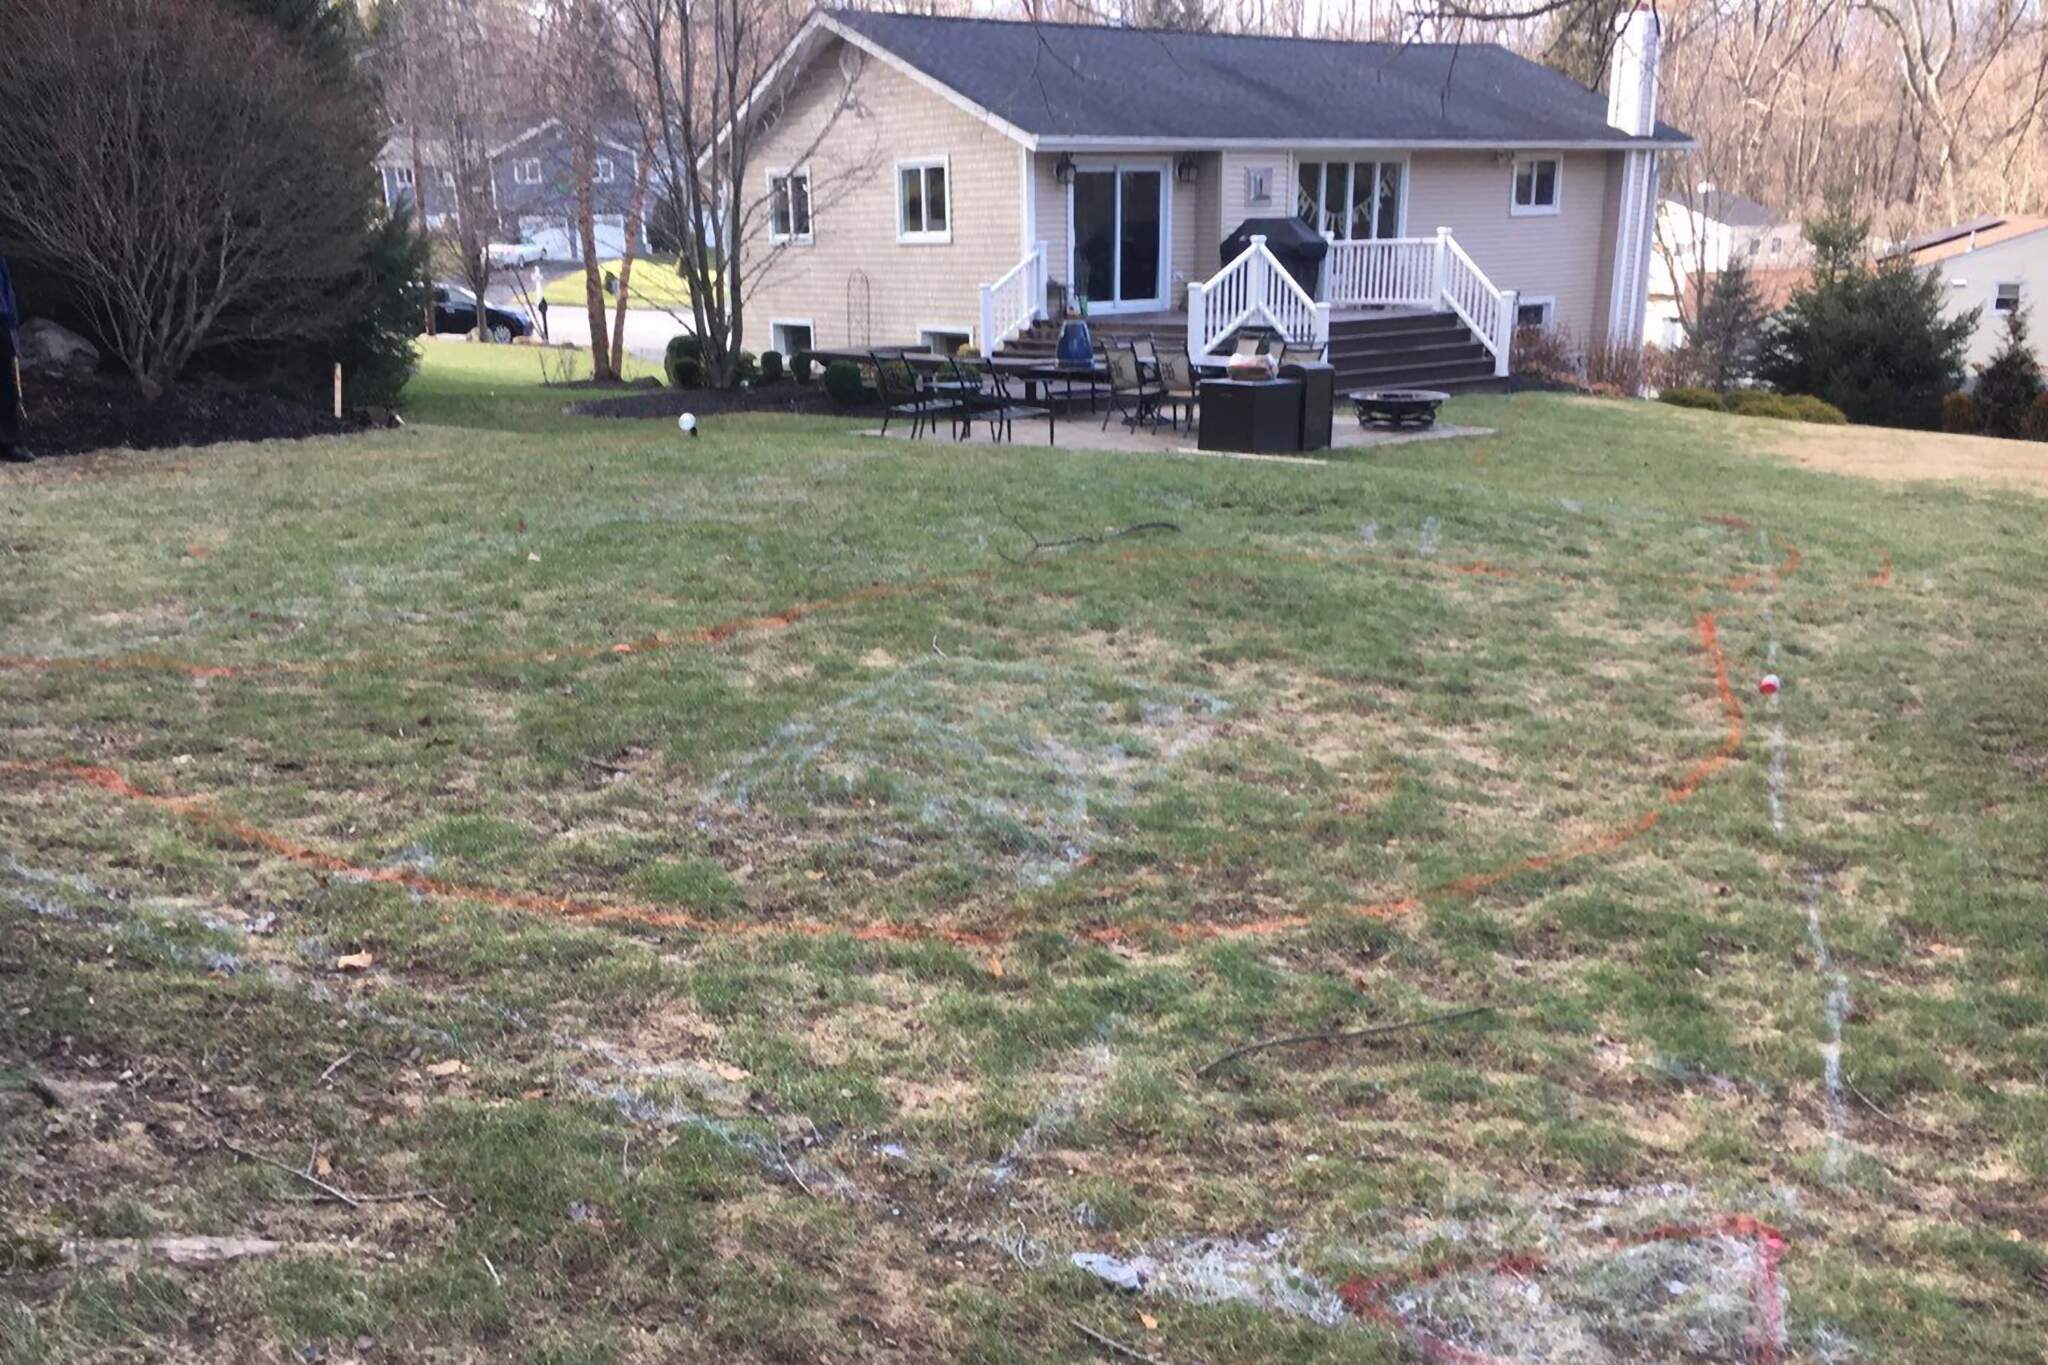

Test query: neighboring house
[728,8,1690,388]
[1898,215,2048,371]
[378,118,646,260]
[1646,184,1798,348]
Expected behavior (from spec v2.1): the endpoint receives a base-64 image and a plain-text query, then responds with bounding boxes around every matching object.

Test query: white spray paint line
[1804,871,1853,1184]
[1754,531,1853,1184]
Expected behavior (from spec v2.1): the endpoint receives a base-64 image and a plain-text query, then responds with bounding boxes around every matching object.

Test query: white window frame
[919,324,975,356]
[1510,154,1562,217]
[595,155,616,184]
[896,156,952,245]
[1992,280,2023,314]
[392,166,415,188]
[513,157,543,186]
[1515,296,1557,328]
[766,167,813,245]
[770,319,815,359]
[1293,155,1410,241]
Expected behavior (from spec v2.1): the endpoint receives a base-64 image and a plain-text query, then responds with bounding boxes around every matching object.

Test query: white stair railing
[1322,237,1438,309]
[1434,229,1517,378]
[1185,235,1331,358]
[978,240,1047,356]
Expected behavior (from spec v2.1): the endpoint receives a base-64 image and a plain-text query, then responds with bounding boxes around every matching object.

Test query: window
[1511,156,1561,216]
[595,156,616,184]
[513,157,542,186]
[771,321,814,359]
[1994,281,2023,314]
[769,169,812,243]
[1516,297,1557,328]
[1244,166,1274,205]
[920,327,971,357]
[392,166,415,188]
[897,158,950,242]
[1295,159,1404,240]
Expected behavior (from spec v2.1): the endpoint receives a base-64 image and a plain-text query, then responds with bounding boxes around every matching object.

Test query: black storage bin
[1220,218,1329,296]
[1280,361,1334,450]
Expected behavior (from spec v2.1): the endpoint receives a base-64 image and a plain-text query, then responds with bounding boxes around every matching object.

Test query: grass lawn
[4,344,2047,1362]
[539,258,694,314]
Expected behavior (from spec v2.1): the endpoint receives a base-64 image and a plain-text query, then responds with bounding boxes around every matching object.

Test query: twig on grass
[1847,1079,1952,1142]
[1070,1319,1173,1364]
[1193,1005,1495,1079]
[481,1252,503,1288]
[219,1138,362,1208]
[996,513,1180,564]
[317,1050,357,1084]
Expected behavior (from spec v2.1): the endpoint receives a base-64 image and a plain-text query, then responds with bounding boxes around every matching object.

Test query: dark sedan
[431,285,532,343]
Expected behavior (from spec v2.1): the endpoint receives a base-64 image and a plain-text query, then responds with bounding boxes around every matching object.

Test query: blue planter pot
[1056,320,1093,364]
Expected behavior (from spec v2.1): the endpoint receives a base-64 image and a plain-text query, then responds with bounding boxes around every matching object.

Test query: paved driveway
[533,306,684,362]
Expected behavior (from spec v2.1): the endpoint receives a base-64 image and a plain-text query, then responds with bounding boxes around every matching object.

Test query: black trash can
[1280,361,1334,450]
[1220,218,1329,296]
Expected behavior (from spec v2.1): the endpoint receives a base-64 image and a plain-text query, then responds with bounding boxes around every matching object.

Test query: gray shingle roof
[831,11,1689,147]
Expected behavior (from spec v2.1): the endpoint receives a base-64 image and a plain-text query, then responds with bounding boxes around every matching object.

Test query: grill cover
[1221,217,1329,295]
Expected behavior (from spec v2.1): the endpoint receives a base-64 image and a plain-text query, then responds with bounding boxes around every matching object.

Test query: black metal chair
[872,353,943,438]
[978,365,1055,444]
[943,355,1006,440]
[1101,346,1157,431]
[1155,350,1201,432]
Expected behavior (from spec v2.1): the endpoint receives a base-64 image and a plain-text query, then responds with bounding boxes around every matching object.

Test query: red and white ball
[1758,673,1782,696]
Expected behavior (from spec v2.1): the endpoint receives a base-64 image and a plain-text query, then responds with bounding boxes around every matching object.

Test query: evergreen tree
[1758,194,1976,429]
[1686,259,1766,390]
[1972,303,2044,439]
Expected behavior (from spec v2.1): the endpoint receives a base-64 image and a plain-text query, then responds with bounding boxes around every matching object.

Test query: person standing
[0,255,30,463]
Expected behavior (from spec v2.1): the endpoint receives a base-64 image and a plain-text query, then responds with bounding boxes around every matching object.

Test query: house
[378,118,646,260]
[1646,184,1799,348]
[728,8,1691,390]
[1898,215,2048,370]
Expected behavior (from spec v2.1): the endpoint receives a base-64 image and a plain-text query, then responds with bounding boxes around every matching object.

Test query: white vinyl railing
[1199,226,1518,377]
[1436,231,1517,379]
[1186,236,1332,358]
[1323,237,1438,309]
[978,240,1048,357]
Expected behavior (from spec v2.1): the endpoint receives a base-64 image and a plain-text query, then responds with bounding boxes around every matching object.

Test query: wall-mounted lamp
[1054,153,1076,187]
[1175,153,1199,186]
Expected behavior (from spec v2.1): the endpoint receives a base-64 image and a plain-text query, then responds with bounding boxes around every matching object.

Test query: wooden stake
[332,362,343,419]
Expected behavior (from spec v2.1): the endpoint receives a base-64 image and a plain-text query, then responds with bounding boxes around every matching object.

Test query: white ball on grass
[678,412,698,436]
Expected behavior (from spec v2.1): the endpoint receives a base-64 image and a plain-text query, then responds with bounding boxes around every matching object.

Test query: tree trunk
[573,114,612,381]
[609,125,654,375]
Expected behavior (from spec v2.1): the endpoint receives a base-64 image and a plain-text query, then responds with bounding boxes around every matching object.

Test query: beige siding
[1220,150,1293,232]
[1405,149,1620,345]
[742,37,1027,351]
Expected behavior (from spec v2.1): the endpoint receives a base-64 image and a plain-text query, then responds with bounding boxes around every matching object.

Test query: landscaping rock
[17,318,99,374]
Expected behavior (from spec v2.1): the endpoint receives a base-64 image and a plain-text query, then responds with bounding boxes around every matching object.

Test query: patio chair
[1156,350,1201,432]
[872,353,943,439]
[1100,346,1157,431]
[1232,332,1268,360]
[976,365,1056,445]
[1278,341,1328,366]
[943,356,1006,440]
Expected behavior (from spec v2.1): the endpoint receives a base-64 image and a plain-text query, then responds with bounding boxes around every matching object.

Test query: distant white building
[1899,215,2048,371]
[1645,184,1797,348]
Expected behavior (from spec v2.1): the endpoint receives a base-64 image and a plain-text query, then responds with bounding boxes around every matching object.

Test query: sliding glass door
[1070,161,1168,312]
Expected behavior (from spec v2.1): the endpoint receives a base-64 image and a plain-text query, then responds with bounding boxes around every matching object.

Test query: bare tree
[540,0,624,378]
[0,0,374,394]
[619,0,880,386]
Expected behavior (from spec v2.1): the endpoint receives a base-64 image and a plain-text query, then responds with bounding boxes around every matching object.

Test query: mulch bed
[16,371,356,460]
[567,382,881,419]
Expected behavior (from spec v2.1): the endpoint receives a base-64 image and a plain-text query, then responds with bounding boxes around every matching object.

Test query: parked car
[486,240,545,267]
[430,285,533,343]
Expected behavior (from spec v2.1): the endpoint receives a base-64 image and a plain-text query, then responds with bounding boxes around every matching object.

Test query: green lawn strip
[3,352,2046,1359]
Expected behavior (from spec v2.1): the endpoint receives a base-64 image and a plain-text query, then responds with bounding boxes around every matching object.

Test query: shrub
[1940,391,1979,434]
[732,349,758,385]
[1725,390,1848,424]
[793,351,816,384]
[664,334,702,388]
[1759,190,1975,429]
[1511,324,1576,385]
[1687,260,1766,389]
[822,359,864,405]
[759,349,784,384]
[2026,393,2048,442]
[1972,305,2044,438]
[1658,386,1725,411]
[1582,340,1647,396]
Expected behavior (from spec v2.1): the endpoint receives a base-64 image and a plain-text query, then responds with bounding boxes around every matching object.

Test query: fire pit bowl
[1350,388,1449,430]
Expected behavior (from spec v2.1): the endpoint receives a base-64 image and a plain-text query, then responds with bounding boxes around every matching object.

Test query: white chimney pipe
[1607,6,1661,139]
